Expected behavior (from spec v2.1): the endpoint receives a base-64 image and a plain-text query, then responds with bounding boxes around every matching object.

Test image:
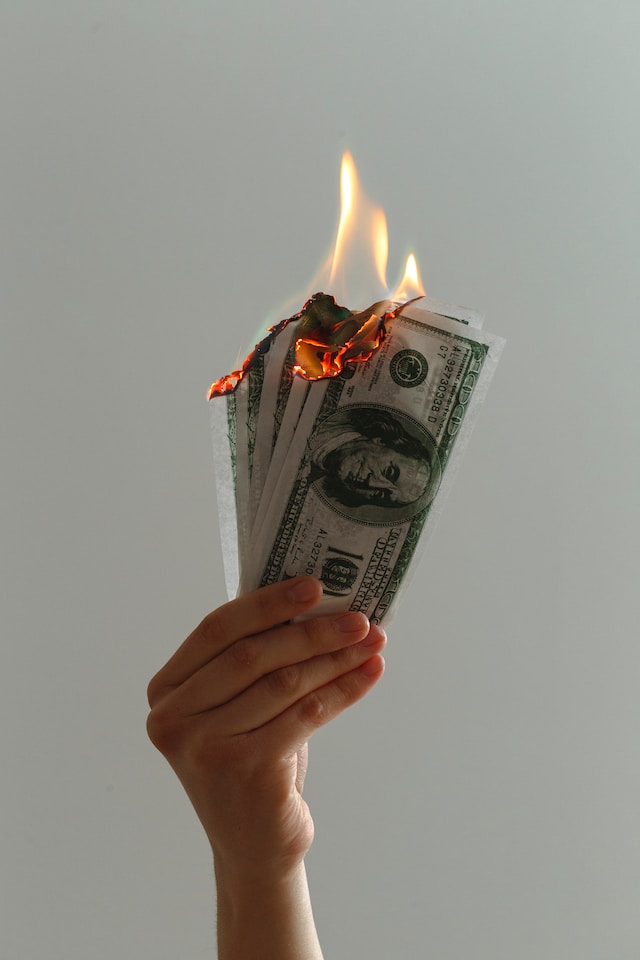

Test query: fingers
[147,577,323,705]
[147,577,387,775]
[252,651,386,751]
[174,610,374,716]
[213,626,387,735]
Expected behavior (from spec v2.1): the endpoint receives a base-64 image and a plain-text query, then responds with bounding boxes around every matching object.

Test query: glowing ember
[207,310,295,399]
[291,293,391,380]
[208,293,414,399]
[208,154,427,399]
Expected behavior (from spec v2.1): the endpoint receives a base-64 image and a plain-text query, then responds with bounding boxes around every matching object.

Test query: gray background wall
[2,2,639,958]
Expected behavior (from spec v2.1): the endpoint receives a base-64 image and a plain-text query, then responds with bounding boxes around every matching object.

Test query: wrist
[214,858,323,960]
[207,807,314,884]
[212,844,306,896]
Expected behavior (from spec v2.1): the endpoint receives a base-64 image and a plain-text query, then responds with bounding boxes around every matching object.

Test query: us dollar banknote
[239,305,503,623]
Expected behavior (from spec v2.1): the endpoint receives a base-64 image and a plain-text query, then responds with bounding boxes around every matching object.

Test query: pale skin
[146,576,386,960]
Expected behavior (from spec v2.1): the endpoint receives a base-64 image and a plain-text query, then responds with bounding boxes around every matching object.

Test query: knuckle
[228,636,260,670]
[299,691,326,727]
[147,672,177,710]
[146,675,161,708]
[146,706,179,754]
[266,663,300,697]
[198,607,225,644]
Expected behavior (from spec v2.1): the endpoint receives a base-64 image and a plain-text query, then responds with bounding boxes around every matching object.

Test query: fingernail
[289,577,320,604]
[334,612,368,633]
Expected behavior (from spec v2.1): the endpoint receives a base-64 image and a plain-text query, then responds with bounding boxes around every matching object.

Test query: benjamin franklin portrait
[307,404,442,524]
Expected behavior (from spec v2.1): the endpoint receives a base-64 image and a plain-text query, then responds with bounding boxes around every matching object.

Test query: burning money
[208,159,504,623]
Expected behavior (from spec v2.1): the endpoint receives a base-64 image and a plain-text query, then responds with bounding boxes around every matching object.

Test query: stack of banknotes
[209,293,504,624]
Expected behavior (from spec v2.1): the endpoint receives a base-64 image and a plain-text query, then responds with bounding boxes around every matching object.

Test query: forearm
[214,858,323,960]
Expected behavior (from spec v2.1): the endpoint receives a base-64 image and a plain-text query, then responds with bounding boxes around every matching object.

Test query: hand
[146,577,386,879]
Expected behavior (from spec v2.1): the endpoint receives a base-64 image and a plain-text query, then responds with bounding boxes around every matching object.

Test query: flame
[372,209,389,294]
[323,152,388,303]
[391,252,426,302]
[328,153,355,284]
[208,153,428,398]
[208,293,405,397]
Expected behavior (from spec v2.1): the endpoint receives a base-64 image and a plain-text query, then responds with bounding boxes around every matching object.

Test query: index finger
[147,577,323,705]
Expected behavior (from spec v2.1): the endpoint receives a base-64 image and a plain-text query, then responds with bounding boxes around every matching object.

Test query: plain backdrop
[2,2,639,958]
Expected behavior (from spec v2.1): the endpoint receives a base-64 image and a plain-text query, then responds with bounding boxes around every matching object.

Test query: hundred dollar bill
[249,320,304,528]
[209,344,272,595]
[211,316,302,591]
[247,294,485,551]
[239,306,503,623]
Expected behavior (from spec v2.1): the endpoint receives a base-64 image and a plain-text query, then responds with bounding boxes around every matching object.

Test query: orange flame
[208,154,426,398]
[391,252,426,302]
[318,152,389,304]
[328,153,355,285]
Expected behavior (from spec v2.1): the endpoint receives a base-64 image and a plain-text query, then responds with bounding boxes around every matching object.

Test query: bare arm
[146,577,386,959]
